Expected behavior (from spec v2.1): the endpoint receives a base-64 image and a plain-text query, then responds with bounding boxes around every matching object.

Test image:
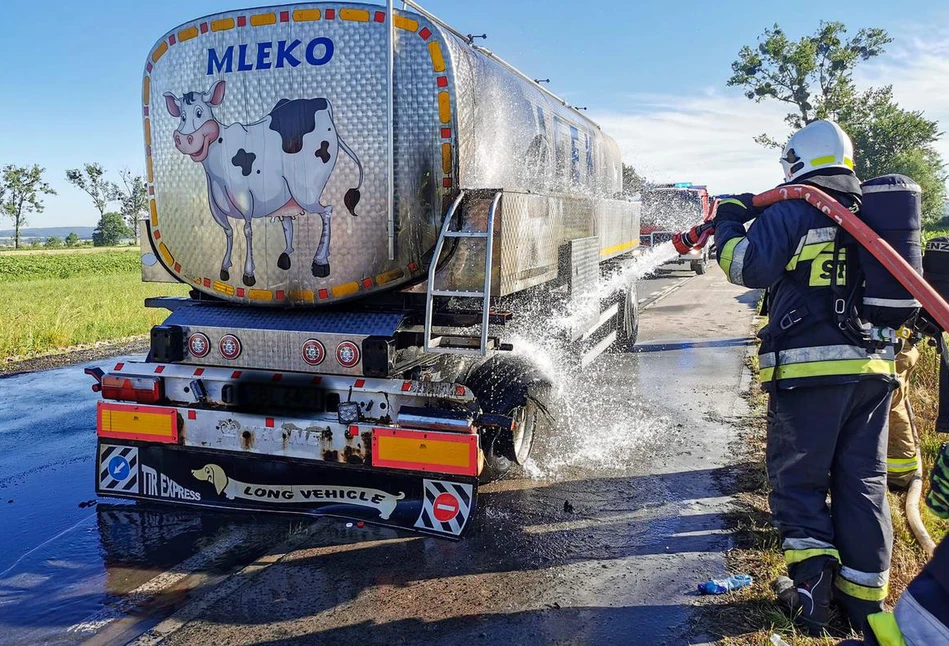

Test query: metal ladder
[423,191,501,355]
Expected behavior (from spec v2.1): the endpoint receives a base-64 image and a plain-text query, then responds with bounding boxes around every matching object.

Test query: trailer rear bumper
[96,441,478,538]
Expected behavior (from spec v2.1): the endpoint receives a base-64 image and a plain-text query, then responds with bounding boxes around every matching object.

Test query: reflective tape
[840,566,889,588]
[863,182,922,194]
[896,590,949,645]
[784,547,840,565]
[888,456,920,473]
[836,575,888,601]
[783,537,836,551]
[866,612,907,646]
[718,237,747,286]
[728,238,749,286]
[771,344,893,365]
[761,358,895,383]
[864,297,921,308]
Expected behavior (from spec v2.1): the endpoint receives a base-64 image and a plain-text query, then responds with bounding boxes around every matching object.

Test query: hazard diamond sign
[433,492,460,522]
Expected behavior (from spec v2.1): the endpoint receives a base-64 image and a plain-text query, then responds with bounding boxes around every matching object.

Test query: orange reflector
[372,428,478,476]
[97,402,179,444]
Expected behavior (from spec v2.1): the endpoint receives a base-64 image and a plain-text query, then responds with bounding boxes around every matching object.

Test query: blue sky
[1,0,947,228]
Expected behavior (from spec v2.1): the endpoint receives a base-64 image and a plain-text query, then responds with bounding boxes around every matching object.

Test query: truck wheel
[465,356,552,482]
[612,280,639,351]
[692,259,707,275]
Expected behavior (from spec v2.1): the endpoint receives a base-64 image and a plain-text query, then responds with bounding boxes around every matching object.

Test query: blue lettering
[209,38,334,74]
[305,37,334,66]
[276,39,302,68]
[256,41,272,69]
[237,44,253,71]
[207,46,233,75]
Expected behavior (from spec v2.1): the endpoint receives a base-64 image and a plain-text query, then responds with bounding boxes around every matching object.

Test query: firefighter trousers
[766,379,894,624]
[888,342,920,489]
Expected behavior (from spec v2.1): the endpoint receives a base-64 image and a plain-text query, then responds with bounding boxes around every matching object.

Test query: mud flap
[95,442,478,539]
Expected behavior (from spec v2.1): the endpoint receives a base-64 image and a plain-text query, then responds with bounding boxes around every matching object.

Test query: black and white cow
[163,80,362,286]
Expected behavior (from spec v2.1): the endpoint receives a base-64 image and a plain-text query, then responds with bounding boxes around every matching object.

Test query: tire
[612,279,639,351]
[692,260,707,275]
[465,356,552,482]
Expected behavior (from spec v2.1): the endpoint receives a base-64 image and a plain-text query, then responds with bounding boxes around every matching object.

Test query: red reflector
[188,410,196,420]
[265,417,274,428]
[354,379,365,388]
[402,381,412,392]
[101,374,164,404]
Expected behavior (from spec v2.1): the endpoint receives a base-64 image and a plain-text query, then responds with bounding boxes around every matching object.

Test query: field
[0,248,188,362]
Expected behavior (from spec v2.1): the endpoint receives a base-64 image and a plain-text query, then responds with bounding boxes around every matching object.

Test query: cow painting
[163,80,363,286]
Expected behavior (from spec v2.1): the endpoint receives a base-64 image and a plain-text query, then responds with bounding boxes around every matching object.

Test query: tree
[92,211,131,247]
[44,236,63,248]
[65,163,118,217]
[622,164,646,196]
[729,22,947,223]
[64,232,80,247]
[116,169,148,236]
[728,22,891,131]
[0,164,56,249]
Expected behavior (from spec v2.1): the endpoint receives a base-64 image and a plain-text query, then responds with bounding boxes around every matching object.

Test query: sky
[1,0,948,228]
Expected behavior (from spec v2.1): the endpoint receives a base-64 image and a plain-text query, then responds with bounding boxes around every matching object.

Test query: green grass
[0,248,142,282]
[0,272,188,360]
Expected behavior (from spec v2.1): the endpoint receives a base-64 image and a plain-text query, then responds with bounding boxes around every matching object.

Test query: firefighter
[713,120,896,634]
[888,339,921,490]
[839,443,949,645]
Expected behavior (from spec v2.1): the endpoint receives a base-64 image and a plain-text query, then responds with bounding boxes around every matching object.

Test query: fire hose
[674,183,949,554]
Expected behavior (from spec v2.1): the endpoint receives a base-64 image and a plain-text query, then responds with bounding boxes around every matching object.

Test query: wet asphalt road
[0,265,728,645]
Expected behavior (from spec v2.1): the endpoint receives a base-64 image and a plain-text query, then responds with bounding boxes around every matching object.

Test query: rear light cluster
[101,375,164,404]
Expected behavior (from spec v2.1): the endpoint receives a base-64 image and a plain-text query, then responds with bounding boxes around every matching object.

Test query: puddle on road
[0,500,292,645]
[0,359,294,646]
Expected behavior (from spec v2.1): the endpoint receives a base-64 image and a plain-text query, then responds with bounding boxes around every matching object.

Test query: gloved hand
[714,193,761,225]
[926,441,949,519]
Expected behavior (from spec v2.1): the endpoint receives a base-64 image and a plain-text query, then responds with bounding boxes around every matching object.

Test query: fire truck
[88,1,641,538]
[640,183,712,274]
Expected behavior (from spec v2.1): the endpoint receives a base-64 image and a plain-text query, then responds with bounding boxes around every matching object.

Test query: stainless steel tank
[141,2,636,306]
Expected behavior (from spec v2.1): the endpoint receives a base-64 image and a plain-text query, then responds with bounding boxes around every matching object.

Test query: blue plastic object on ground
[697,574,753,595]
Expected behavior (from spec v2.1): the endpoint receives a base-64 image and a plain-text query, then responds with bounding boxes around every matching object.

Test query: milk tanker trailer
[88,1,640,538]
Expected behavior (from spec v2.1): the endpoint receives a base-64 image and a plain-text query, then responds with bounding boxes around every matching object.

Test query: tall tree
[64,231,80,247]
[65,163,118,217]
[116,168,148,235]
[0,165,56,249]
[728,22,947,223]
[92,212,131,247]
[728,22,891,132]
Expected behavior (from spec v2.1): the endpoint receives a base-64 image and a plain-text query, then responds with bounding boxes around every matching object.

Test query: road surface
[0,265,748,645]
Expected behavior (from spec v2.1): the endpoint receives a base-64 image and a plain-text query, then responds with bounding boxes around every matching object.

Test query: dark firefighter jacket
[714,170,896,390]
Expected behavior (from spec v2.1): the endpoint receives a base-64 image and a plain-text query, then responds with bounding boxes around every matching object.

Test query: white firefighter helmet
[780,120,855,182]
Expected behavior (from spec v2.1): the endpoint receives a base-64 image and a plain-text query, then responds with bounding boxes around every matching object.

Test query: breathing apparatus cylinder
[858,174,923,328]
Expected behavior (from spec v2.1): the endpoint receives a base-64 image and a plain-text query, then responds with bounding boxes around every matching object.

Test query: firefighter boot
[775,556,839,635]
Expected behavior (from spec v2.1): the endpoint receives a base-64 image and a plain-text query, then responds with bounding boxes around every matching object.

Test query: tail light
[101,375,164,404]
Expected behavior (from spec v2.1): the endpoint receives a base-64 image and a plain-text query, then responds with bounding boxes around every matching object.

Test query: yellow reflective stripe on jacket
[867,612,907,646]
[784,548,840,566]
[836,576,889,601]
[786,241,835,271]
[760,358,896,383]
[718,237,745,286]
[888,457,920,473]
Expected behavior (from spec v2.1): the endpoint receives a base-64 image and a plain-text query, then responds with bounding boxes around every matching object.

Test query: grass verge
[704,327,948,645]
[1,272,188,362]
